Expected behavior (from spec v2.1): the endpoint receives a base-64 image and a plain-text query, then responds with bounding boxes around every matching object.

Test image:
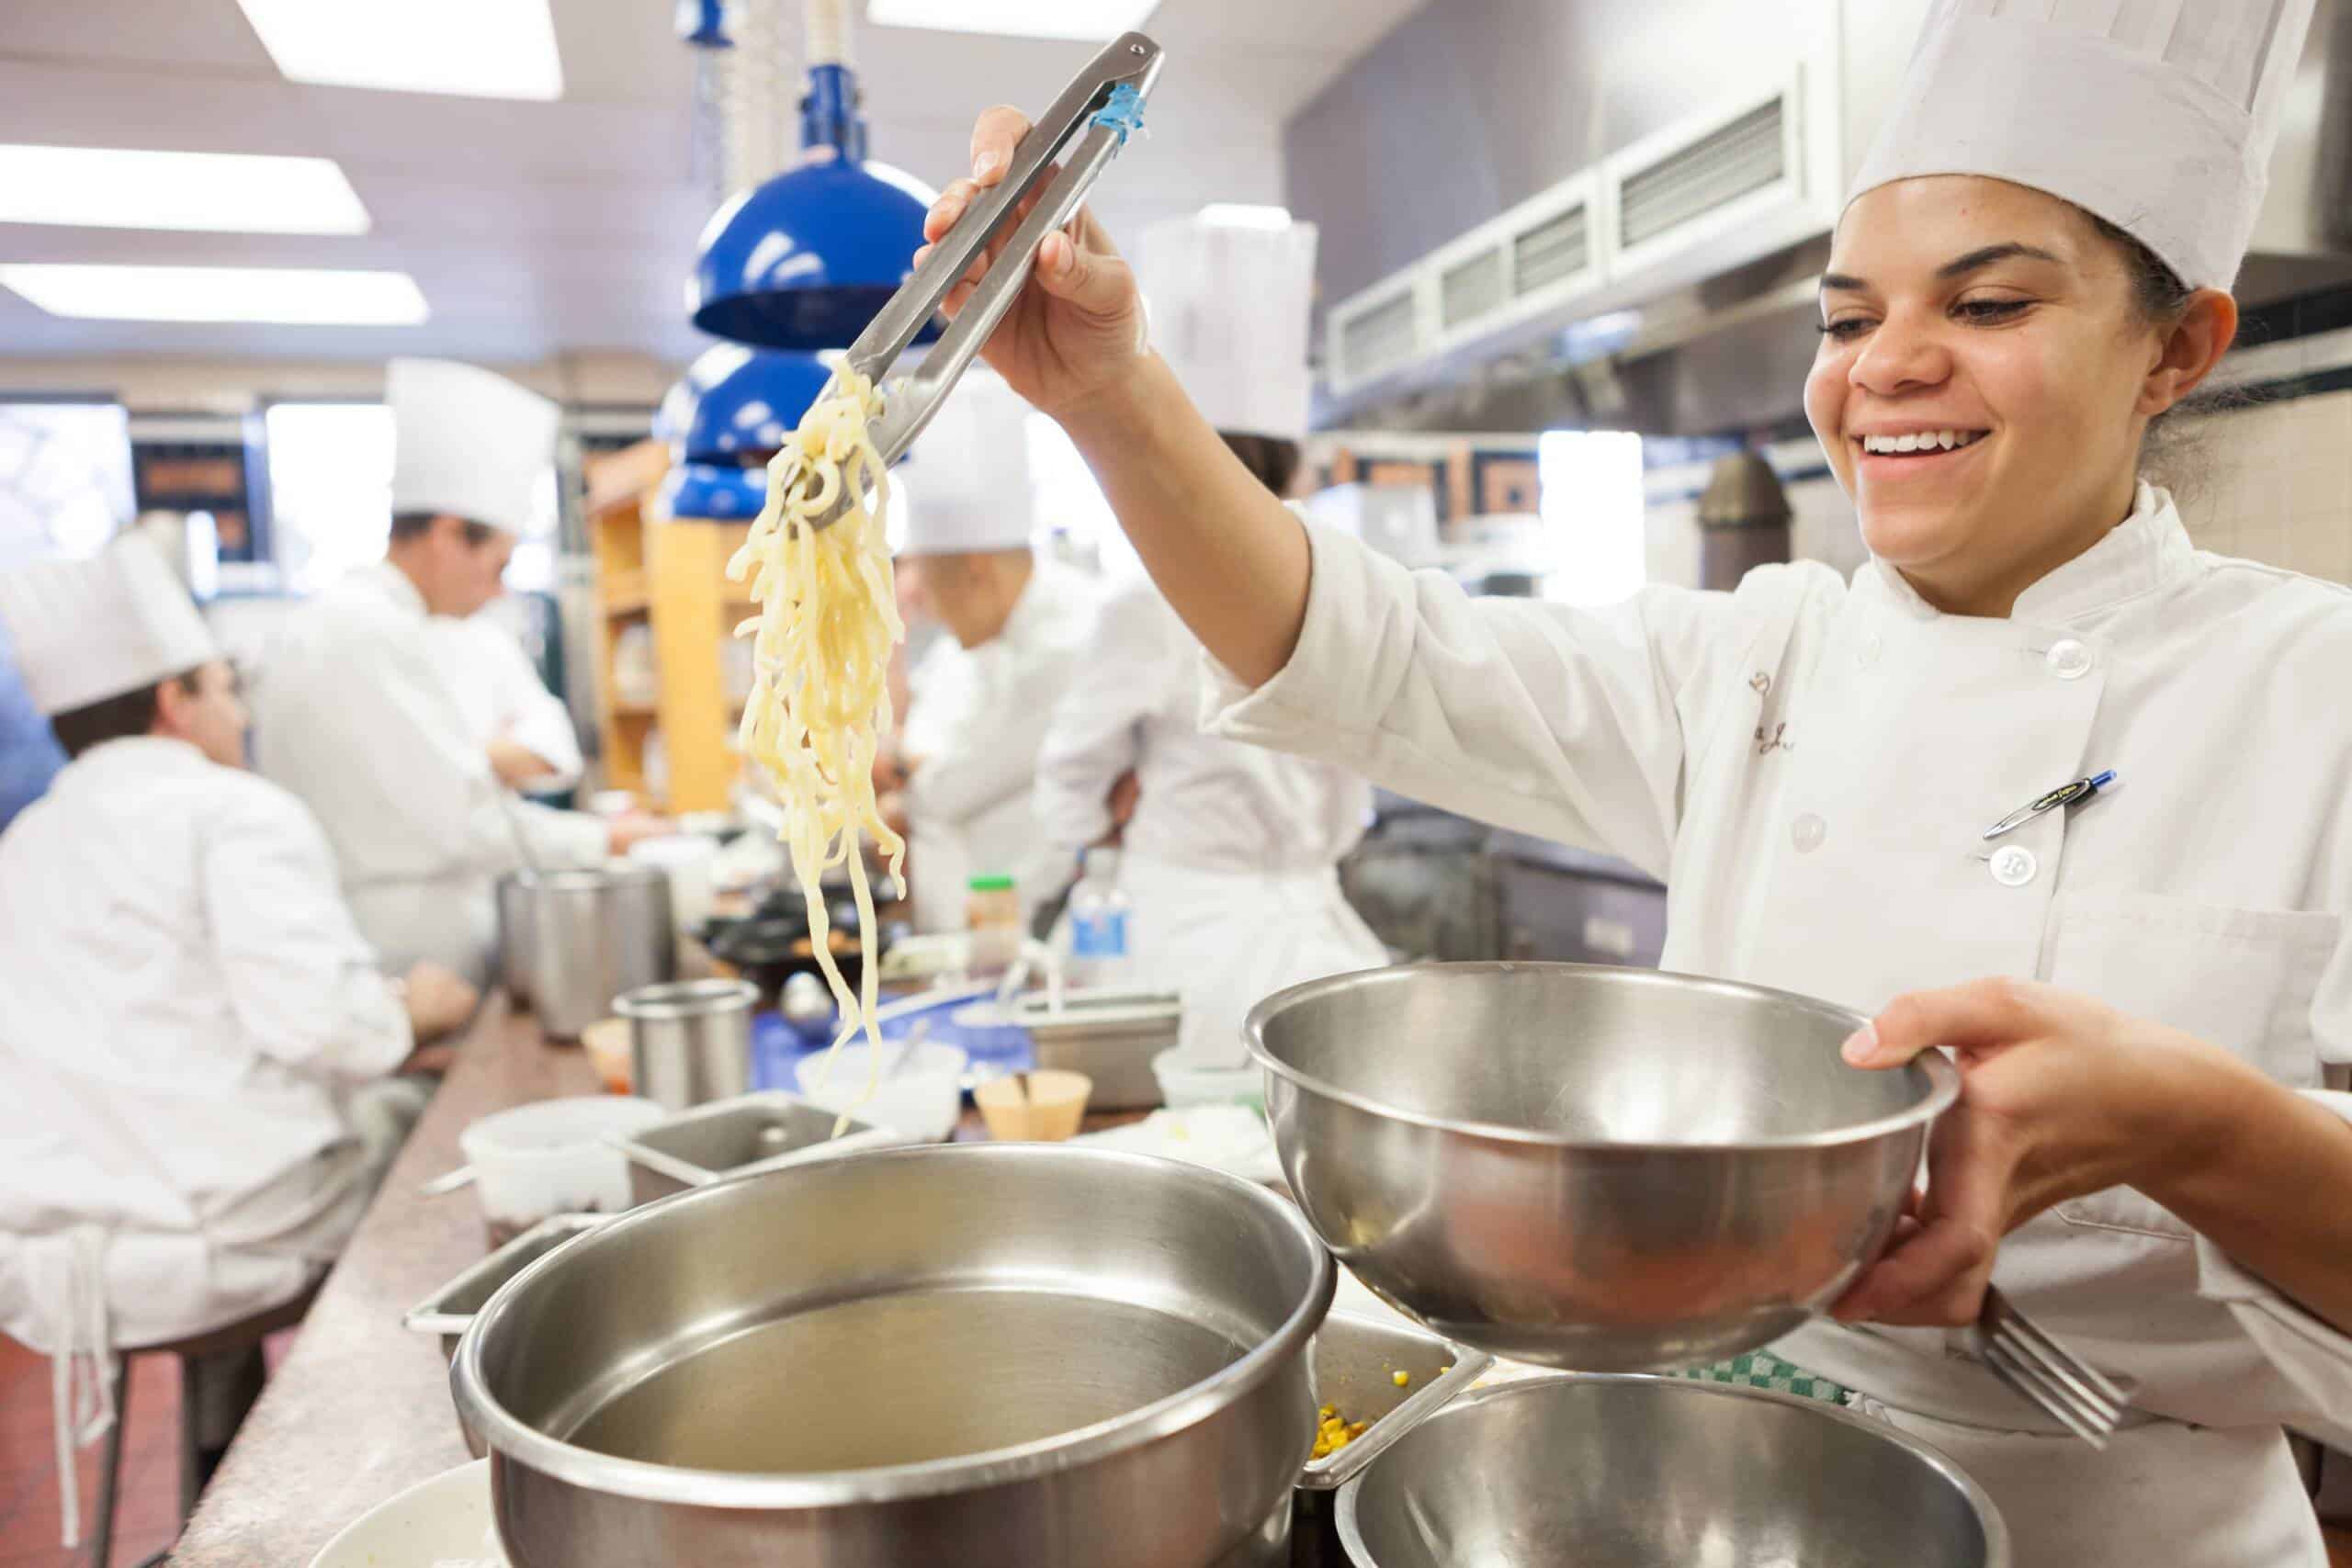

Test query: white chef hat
[0,537,217,715]
[1849,0,2315,292]
[895,372,1035,557]
[389,357,560,536]
[1137,211,1319,443]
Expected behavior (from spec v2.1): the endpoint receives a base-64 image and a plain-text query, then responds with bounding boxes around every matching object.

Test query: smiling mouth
[1853,429,1988,459]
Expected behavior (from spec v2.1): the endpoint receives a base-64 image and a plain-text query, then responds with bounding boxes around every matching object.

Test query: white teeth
[1861,430,1983,456]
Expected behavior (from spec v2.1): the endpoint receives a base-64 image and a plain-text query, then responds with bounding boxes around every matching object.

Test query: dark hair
[2085,211,2255,499]
[48,669,201,759]
[390,511,497,547]
[1220,434,1302,499]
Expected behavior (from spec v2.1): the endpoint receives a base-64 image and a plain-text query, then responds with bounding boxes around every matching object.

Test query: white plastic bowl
[458,1095,667,1231]
[1151,1047,1265,1112]
[793,1039,969,1142]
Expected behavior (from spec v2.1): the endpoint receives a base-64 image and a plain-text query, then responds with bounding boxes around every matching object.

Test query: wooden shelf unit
[583,441,667,805]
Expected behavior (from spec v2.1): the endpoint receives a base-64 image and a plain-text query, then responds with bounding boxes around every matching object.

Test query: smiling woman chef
[922,1,2352,1562]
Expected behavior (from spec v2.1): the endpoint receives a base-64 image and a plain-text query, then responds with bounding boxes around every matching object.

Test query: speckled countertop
[172,998,595,1566]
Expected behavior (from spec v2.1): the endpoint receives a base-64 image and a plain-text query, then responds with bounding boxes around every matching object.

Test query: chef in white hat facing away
[1035,211,1385,1063]
[872,374,1098,935]
[942,0,2352,1559]
[254,359,661,986]
[0,541,476,1549]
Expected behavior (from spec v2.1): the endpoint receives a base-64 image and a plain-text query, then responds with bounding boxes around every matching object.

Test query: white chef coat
[1207,484,2352,1567]
[0,738,413,1352]
[253,562,607,987]
[902,558,1099,934]
[1036,571,1385,1059]
[424,609,584,795]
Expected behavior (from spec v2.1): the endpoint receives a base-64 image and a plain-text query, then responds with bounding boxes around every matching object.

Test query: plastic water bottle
[1067,849,1135,989]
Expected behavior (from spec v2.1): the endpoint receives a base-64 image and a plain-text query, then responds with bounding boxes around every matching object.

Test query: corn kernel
[1392,1371,1410,1387]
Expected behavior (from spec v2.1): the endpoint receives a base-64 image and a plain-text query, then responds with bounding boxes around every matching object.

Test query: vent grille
[1618,97,1786,251]
[1339,290,1419,379]
[1512,204,1589,296]
[1439,248,1507,330]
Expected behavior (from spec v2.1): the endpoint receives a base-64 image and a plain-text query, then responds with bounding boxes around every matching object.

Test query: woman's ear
[2139,290,2238,418]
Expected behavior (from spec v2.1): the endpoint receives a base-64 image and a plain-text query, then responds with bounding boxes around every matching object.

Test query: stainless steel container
[614,978,758,1111]
[610,1090,911,1205]
[1246,963,1957,1371]
[1011,987,1181,1109]
[1337,1375,2009,1567]
[498,865,677,1039]
[1290,1314,1490,1568]
[450,1145,1333,1568]
[404,1213,606,1364]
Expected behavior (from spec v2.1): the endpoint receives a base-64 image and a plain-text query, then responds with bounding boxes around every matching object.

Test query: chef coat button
[1989,845,2038,887]
[1791,813,1826,853]
[1857,633,1883,668]
[2046,639,2094,680]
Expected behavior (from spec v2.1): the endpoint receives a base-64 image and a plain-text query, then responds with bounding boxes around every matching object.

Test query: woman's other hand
[1829,977,2253,1326]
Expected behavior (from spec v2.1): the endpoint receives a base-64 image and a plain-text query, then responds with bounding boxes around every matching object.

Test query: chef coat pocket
[2042,893,2339,1240]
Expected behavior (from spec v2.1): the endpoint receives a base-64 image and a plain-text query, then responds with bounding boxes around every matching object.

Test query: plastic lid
[967,874,1015,892]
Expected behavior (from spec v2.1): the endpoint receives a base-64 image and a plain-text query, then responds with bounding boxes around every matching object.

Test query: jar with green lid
[966,873,1021,969]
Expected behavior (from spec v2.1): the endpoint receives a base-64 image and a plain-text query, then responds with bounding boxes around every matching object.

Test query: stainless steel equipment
[1011,988,1181,1109]
[614,978,758,1111]
[404,1213,606,1446]
[498,865,677,1039]
[610,1089,910,1204]
[1246,963,1957,1371]
[796,33,1164,529]
[1337,1375,2010,1568]
[1290,1314,1491,1568]
[451,1144,1333,1568]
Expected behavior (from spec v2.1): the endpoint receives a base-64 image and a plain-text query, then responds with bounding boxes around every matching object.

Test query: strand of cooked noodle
[726,368,904,1132]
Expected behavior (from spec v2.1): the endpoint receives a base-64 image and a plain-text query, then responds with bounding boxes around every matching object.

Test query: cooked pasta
[726,368,904,1120]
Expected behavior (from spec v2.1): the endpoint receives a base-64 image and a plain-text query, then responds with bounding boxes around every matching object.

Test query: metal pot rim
[502,864,669,894]
[1331,1373,2013,1568]
[613,977,761,1019]
[450,1143,1336,1509]
[1243,961,1959,1153]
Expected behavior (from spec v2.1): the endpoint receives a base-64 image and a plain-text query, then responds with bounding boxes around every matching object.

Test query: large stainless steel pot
[497,865,676,1039]
[450,1144,1334,1568]
[1246,963,1957,1371]
[1338,1375,2008,1567]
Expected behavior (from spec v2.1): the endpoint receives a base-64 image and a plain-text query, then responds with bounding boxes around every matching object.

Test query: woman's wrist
[1054,351,1177,452]
[2127,1041,2278,1208]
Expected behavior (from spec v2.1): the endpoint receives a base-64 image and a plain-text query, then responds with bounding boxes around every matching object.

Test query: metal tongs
[797,30,1165,528]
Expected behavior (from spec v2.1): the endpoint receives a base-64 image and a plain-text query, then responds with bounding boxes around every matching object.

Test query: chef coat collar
[1864,482,2195,626]
[367,559,429,620]
[62,734,209,778]
[996,556,1077,649]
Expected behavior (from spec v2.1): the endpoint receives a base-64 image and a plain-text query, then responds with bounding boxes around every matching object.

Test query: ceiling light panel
[0,265,430,325]
[865,1,1159,42]
[235,0,564,100]
[0,145,370,234]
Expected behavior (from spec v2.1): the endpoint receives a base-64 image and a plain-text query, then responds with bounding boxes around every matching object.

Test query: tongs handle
[807,31,1162,514]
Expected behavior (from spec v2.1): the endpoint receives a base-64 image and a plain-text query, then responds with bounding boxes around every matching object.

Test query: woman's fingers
[971,106,1031,184]
[1844,976,2059,1068]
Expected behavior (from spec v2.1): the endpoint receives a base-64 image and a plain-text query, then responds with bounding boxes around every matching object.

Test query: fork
[1971,1284,2131,1448]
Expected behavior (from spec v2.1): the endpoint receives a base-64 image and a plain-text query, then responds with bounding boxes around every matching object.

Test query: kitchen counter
[170,997,1144,1565]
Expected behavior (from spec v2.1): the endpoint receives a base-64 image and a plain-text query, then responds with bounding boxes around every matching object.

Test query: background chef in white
[424,604,585,799]
[873,377,1099,935]
[0,541,477,1549]
[252,358,662,987]
[936,0,2352,1560]
[1035,210,1385,1063]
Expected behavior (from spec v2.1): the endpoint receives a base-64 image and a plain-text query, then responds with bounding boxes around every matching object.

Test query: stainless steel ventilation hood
[1288,0,2352,437]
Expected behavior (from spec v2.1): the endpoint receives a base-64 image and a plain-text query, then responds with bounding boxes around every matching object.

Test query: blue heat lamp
[687,4,939,350]
[657,342,832,463]
[658,461,767,521]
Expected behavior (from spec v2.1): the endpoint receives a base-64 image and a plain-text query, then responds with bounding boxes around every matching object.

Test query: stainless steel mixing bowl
[450,1143,1334,1568]
[1337,1375,2008,1567]
[1245,963,1957,1371]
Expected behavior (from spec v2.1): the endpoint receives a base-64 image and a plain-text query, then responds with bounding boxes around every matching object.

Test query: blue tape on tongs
[1091,82,1147,146]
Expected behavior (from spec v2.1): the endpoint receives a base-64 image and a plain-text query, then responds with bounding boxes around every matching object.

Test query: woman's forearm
[2142,1059,2352,1335]
[1057,354,1311,687]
